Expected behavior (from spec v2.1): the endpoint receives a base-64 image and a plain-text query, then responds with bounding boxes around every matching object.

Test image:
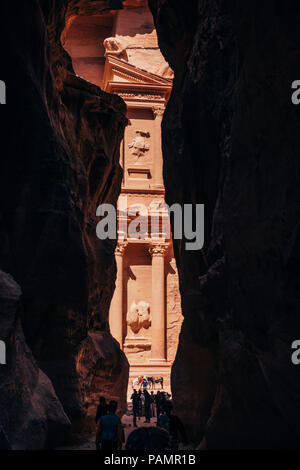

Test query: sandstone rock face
[113,1,173,78]
[166,259,183,364]
[0,0,128,447]
[149,0,300,448]
[77,331,129,425]
[0,271,70,449]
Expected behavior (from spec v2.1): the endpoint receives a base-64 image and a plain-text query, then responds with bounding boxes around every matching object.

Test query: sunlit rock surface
[0,0,128,448]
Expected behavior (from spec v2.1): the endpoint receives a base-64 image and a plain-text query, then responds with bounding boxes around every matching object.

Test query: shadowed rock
[0,271,70,449]
[0,0,129,447]
[149,0,300,449]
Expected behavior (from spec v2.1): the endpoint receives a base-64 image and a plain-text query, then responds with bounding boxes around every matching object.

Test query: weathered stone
[0,0,129,446]
[0,271,70,449]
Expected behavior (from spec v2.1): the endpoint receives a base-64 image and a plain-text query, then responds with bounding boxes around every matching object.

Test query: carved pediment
[103,55,173,92]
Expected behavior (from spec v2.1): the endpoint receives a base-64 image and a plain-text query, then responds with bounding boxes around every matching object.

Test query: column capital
[149,243,168,257]
[152,106,165,118]
[115,240,128,256]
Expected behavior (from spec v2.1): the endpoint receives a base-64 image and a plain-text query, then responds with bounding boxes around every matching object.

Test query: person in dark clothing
[126,426,171,451]
[155,391,160,422]
[150,391,155,417]
[131,390,140,427]
[96,400,122,451]
[96,396,108,424]
[143,389,151,423]
[155,391,165,423]
[158,401,187,450]
[138,389,143,417]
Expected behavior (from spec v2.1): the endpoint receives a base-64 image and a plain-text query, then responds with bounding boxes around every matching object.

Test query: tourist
[143,389,151,423]
[156,391,166,422]
[150,391,155,417]
[131,389,140,427]
[95,396,108,424]
[155,391,161,422]
[125,426,171,451]
[158,401,187,450]
[96,400,122,451]
[139,389,145,417]
[142,376,148,389]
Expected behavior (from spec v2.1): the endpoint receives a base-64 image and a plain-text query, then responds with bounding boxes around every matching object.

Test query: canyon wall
[0,270,70,449]
[149,0,300,449]
[1,0,299,450]
[0,0,128,448]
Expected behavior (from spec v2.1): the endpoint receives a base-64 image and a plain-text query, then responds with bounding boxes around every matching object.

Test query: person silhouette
[143,389,151,423]
[131,389,140,427]
[158,402,187,450]
[126,426,171,451]
[96,400,122,451]
[96,396,108,424]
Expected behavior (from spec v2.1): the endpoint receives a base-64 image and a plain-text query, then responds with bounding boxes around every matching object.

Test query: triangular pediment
[103,55,172,90]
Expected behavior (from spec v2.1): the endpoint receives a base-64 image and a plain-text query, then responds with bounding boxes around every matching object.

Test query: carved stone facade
[106,2,182,397]
[63,0,182,396]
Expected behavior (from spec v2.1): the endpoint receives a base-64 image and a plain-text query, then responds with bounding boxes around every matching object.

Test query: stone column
[149,243,168,361]
[152,106,165,189]
[109,241,127,348]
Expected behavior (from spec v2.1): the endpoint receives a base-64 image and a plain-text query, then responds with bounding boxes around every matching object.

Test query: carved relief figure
[128,131,150,161]
[104,37,126,54]
[103,37,128,61]
[127,300,151,336]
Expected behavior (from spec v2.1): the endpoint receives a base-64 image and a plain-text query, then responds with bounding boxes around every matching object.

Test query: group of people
[130,389,170,427]
[95,393,187,451]
[130,389,186,450]
[95,390,187,451]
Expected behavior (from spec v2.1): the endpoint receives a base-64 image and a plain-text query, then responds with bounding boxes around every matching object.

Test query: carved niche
[128,131,150,161]
[127,300,151,337]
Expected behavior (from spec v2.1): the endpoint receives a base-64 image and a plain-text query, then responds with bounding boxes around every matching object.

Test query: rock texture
[0,0,128,447]
[149,0,300,449]
[0,271,70,449]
